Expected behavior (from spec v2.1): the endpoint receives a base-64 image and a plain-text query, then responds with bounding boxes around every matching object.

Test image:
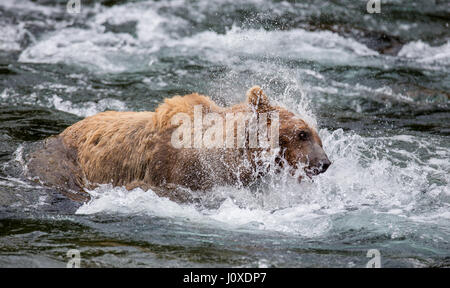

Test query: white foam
[76,184,333,237]
[399,40,450,66]
[0,25,24,51]
[76,185,202,219]
[51,95,127,117]
[92,3,183,43]
[18,0,378,73]
[19,28,139,73]
[0,0,60,16]
[17,1,183,72]
[175,26,377,66]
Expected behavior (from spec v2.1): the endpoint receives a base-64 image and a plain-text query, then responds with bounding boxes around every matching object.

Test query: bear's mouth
[280,157,330,179]
[294,168,319,181]
[305,168,320,178]
[304,166,327,178]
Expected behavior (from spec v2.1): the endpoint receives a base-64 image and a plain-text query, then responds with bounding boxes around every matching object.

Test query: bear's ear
[246,86,271,112]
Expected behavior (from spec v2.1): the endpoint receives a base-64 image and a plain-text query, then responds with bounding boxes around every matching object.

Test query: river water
[0,0,449,267]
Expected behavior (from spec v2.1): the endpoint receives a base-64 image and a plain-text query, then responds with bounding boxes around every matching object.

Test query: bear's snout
[306,157,331,176]
[304,144,331,177]
[317,158,331,173]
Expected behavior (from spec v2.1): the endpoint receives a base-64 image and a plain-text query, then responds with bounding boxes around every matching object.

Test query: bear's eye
[298,131,309,141]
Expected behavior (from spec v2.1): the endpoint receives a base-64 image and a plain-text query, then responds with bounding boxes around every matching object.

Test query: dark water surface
[0,0,449,267]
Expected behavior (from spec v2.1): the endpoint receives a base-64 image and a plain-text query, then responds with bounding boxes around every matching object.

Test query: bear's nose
[319,159,331,173]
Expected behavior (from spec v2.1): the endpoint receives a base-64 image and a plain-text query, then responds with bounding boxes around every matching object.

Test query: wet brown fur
[27,86,326,202]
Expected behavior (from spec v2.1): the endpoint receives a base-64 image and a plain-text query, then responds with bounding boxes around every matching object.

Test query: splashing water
[0,0,449,267]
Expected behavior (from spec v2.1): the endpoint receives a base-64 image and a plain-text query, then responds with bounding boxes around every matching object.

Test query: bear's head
[246,86,331,178]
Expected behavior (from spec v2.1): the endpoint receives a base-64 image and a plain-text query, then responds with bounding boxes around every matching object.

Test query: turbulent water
[0,0,449,267]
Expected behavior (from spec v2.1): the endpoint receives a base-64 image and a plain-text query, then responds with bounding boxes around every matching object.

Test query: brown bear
[27,86,330,203]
